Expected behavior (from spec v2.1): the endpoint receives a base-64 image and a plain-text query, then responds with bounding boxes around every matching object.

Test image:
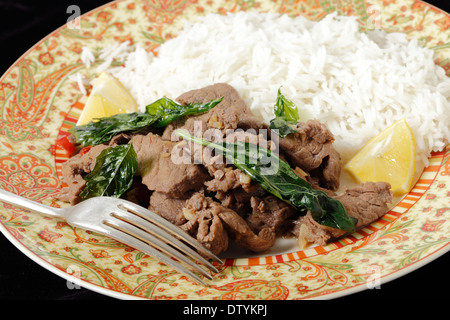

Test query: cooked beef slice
[292,182,392,246]
[132,132,210,198]
[149,191,189,226]
[214,184,267,217]
[176,83,264,131]
[224,129,276,151]
[200,147,229,176]
[214,190,248,217]
[181,193,229,255]
[204,168,250,193]
[218,208,276,253]
[335,181,392,229]
[57,144,109,205]
[162,83,264,141]
[278,119,341,191]
[291,213,337,247]
[183,192,276,253]
[247,195,297,235]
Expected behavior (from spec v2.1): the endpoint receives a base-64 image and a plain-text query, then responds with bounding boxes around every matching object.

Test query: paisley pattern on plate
[0,0,449,299]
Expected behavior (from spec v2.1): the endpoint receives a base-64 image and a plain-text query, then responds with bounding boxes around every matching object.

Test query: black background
[0,0,449,301]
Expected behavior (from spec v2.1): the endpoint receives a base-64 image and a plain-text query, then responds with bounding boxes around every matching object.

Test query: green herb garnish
[70,112,156,147]
[79,142,137,200]
[146,96,223,128]
[176,129,356,232]
[269,88,299,138]
[70,96,223,146]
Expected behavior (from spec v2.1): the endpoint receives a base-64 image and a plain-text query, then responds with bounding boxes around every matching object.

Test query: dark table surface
[0,0,449,302]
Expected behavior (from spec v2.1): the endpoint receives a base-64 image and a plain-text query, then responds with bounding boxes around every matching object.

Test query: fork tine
[110,208,219,273]
[102,217,212,285]
[117,201,223,264]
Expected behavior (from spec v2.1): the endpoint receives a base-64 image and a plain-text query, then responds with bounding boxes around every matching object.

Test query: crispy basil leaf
[70,112,157,147]
[79,142,137,200]
[70,96,223,147]
[269,88,300,138]
[146,96,223,127]
[176,129,356,232]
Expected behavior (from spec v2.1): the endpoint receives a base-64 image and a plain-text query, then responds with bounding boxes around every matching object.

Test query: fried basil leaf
[146,96,223,127]
[269,88,299,138]
[70,112,156,147]
[70,96,223,147]
[79,142,137,200]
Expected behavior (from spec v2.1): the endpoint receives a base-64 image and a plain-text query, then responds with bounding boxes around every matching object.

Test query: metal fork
[0,189,223,286]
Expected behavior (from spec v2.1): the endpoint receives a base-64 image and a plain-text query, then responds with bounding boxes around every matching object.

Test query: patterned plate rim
[0,0,449,300]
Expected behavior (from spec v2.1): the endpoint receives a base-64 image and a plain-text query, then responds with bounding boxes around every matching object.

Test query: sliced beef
[218,208,276,253]
[149,191,189,226]
[247,195,297,235]
[292,212,346,247]
[278,119,341,191]
[57,144,109,205]
[335,181,392,229]
[182,192,276,253]
[214,184,266,217]
[204,168,250,193]
[162,83,264,141]
[132,132,210,198]
[215,190,248,217]
[176,83,264,132]
[181,193,229,255]
[293,182,392,246]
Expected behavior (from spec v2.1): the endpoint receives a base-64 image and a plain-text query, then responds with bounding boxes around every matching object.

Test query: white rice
[90,12,450,166]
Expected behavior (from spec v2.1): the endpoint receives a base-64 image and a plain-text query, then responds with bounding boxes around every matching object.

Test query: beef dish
[58,83,392,256]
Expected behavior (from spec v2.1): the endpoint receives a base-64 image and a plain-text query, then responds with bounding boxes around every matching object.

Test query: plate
[0,0,449,300]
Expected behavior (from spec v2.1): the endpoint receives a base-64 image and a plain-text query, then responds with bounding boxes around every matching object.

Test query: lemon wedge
[344,118,416,196]
[77,72,137,125]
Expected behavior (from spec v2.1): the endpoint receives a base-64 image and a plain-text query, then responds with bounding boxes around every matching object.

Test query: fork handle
[0,189,64,218]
